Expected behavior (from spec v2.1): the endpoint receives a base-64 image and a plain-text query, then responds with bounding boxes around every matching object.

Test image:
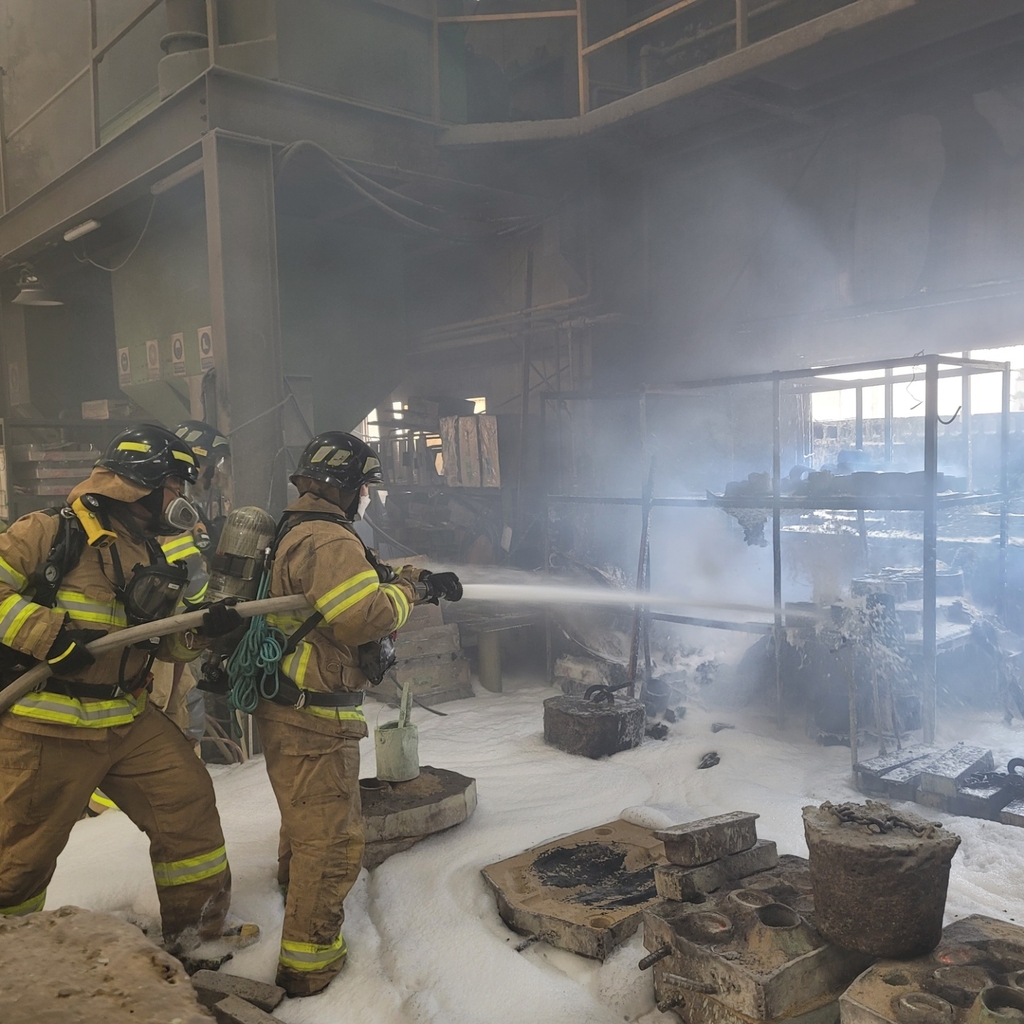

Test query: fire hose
[0,595,310,716]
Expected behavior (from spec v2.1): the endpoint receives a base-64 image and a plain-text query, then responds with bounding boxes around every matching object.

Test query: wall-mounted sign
[198,326,214,371]
[117,347,132,386]
[171,333,186,376]
[146,339,161,381]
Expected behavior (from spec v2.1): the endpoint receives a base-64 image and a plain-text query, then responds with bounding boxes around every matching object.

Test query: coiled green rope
[226,571,287,712]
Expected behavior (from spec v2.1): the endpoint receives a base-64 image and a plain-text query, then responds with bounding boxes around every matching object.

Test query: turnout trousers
[257,715,363,997]
[0,703,230,948]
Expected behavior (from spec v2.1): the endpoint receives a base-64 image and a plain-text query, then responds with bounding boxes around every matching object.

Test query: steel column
[202,131,287,512]
[884,368,893,464]
[1000,364,1010,619]
[735,0,749,47]
[962,353,972,490]
[773,374,783,728]
[576,0,589,115]
[922,356,938,745]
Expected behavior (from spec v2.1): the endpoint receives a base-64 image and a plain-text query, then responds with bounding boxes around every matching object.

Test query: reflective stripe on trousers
[10,691,147,728]
[152,844,228,887]
[279,933,347,972]
[0,889,45,916]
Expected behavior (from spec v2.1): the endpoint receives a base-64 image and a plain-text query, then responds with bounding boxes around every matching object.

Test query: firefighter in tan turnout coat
[258,431,463,997]
[0,425,244,951]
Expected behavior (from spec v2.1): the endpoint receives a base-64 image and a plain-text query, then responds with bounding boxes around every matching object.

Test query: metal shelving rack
[541,354,1013,743]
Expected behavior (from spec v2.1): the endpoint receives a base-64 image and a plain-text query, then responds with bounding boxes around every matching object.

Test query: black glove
[47,626,104,674]
[200,599,244,638]
[418,570,463,604]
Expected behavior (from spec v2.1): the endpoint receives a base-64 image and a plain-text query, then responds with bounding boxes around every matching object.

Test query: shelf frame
[541,352,1013,745]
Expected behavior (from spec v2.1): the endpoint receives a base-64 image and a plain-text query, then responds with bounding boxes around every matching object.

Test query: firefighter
[174,419,231,547]
[146,423,227,746]
[257,431,462,997]
[148,527,209,741]
[0,424,244,953]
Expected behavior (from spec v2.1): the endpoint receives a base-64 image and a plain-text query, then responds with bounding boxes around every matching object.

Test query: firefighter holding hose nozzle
[0,424,247,954]
[245,431,462,997]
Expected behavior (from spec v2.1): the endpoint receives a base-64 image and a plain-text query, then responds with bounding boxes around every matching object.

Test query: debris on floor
[0,906,212,1024]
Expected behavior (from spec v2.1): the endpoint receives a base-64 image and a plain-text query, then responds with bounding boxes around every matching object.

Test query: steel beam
[0,78,208,264]
[204,68,444,176]
[203,131,287,512]
[0,68,446,266]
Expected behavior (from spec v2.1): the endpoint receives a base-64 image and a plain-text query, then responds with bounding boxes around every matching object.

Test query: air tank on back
[205,506,276,603]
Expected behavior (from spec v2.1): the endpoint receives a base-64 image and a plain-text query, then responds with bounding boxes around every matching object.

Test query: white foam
[44,688,1024,1022]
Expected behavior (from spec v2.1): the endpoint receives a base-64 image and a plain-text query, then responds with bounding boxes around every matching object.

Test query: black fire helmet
[173,420,230,468]
[97,424,200,489]
[290,432,383,493]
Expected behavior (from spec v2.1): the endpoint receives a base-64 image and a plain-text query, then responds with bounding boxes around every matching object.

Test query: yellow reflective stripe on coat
[380,583,410,629]
[281,642,313,688]
[10,691,146,728]
[56,589,127,628]
[152,845,228,887]
[160,536,201,561]
[279,933,347,971]
[316,570,379,623]
[0,555,27,591]
[0,593,38,646]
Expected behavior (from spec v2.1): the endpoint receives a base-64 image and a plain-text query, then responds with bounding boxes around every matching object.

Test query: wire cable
[73,197,157,273]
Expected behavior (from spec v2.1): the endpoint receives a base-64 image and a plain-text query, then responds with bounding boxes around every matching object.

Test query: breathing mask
[137,486,201,536]
[163,495,200,534]
[356,493,371,521]
[123,561,189,625]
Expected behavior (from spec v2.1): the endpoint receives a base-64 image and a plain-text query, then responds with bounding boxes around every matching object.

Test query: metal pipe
[583,0,704,55]
[649,612,772,634]
[438,10,577,22]
[639,946,672,970]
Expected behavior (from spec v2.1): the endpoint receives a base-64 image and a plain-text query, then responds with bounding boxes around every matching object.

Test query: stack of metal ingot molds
[641,811,872,1023]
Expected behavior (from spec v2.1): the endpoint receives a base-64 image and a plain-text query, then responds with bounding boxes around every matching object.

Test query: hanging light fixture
[11,266,63,306]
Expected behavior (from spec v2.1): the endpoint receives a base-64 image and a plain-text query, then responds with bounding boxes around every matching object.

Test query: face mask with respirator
[136,486,200,537]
